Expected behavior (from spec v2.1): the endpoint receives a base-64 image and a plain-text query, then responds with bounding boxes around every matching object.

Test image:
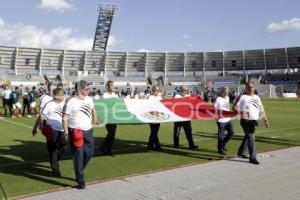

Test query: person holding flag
[147,85,162,151]
[173,86,198,150]
[99,80,119,156]
[214,86,234,155]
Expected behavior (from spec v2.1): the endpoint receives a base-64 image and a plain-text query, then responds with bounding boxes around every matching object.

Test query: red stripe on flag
[161,96,237,120]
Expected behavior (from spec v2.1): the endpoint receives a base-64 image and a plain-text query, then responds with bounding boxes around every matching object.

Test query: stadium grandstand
[1,45,299,98]
[0,3,299,99]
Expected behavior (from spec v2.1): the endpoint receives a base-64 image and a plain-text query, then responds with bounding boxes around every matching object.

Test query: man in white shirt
[234,81,269,165]
[173,86,198,150]
[63,80,99,189]
[34,88,65,176]
[32,88,53,137]
[2,84,12,117]
[147,85,162,150]
[214,87,234,155]
[99,80,119,156]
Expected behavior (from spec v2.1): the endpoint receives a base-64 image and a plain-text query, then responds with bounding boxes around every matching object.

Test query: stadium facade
[0,45,299,78]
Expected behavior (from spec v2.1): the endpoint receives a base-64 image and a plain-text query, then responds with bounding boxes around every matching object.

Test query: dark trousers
[69,128,94,184]
[173,121,195,148]
[148,123,161,149]
[100,124,117,154]
[46,130,65,173]
[238,119,258,161]
[217,121,234,151]
[4,99,12,116]
[22,100,30,116]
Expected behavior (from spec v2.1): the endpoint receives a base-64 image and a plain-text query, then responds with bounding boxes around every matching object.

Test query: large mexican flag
[94,96,237,124]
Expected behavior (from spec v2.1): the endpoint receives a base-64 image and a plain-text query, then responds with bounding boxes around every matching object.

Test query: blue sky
[0,0,300,52]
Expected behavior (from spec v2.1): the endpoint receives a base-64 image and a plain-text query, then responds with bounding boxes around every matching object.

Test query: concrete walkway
[17,146,300,200]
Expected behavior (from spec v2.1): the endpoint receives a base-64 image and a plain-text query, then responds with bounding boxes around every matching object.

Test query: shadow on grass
[0,140,74,189]
[94,135,227,161]
[4,128,290,191]
[195,131,300,147]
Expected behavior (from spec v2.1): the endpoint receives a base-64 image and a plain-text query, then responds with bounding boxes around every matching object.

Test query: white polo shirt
[3,89,12,99]
[236,94,263,120]
[64,96,94,131]
[174,94,189,99]
[40,94,53,109]
[103,92,118,99]
[42,100,65,131]
[148,95,162,101]
[214,96,231,123]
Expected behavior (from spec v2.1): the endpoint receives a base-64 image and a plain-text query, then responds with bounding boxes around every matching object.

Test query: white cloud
[267,18,300,33]
[0,17,95,50]
[36,0,74,12]
[136,48,155,52]
[107,35,118,48]
[181,35,192,39]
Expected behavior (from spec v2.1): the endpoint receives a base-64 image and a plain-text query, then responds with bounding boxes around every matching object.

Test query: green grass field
[0,99,300,198]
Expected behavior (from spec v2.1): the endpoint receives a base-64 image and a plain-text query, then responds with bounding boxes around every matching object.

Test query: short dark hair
[75,80,88,92]
[246,80,255,87]
[53,88,64,97]
[106,80,113,88]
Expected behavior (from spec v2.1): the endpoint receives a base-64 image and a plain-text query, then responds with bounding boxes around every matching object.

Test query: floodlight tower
[92,3,118,51]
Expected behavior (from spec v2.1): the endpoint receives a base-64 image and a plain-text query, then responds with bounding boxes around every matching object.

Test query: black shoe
[174,144,179,148]
[238,154,249,159]
[147,146,154,150]
[106,152,114,157]
[189,145,199,150]
[249,159,260,165]
[218,150,226,155]
[52,171,61,177]
[99,146,106,155]
[78,182,86,189]
[154,147,162,151]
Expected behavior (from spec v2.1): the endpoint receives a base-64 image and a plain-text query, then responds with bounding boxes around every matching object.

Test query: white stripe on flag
[124,99,188,123]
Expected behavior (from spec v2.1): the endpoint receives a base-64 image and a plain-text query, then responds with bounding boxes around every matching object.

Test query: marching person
[147,85,162,151]
[234,81,269,165]
[32,88,53,137]
[214,86,234,155]
[99,80,118,156]
[63,80,98,189]
[33,88,66,176]
[173,86,198,150]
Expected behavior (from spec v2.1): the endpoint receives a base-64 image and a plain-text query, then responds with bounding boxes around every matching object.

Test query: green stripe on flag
[94,98,142,124]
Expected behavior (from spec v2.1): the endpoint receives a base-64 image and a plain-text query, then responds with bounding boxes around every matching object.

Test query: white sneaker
[27,115,32,118]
